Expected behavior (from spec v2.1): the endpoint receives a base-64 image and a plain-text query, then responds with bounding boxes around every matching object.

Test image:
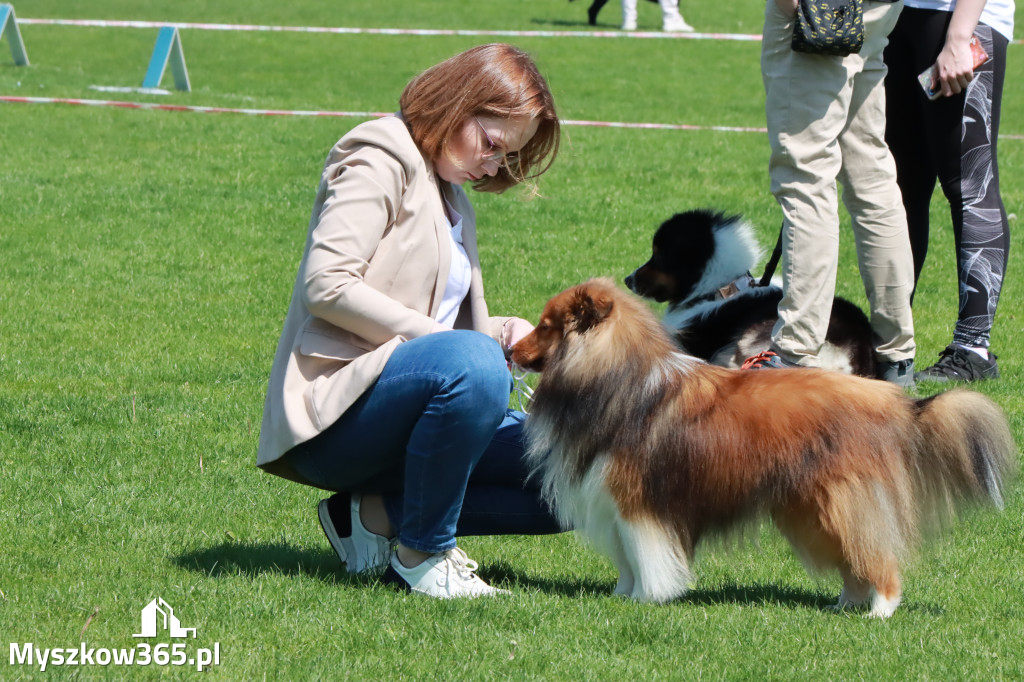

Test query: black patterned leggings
[883,7,1010,349]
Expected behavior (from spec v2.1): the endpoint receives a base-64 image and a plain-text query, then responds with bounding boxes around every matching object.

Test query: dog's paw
[866,594,901,619]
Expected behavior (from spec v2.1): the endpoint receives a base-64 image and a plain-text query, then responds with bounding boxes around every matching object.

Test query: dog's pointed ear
[567,286,614,334]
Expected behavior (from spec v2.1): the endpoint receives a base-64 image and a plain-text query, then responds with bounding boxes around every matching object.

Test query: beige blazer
[257,115,506,482]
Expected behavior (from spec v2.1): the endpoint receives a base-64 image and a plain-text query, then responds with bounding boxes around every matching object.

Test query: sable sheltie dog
[510,278,1016,617]
[625,209,877,377]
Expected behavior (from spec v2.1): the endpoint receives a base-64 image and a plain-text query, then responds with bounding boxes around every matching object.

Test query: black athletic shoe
[914,344,999,383]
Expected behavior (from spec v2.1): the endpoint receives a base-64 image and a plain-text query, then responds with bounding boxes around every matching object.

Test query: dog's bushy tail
[912,389,1017,532]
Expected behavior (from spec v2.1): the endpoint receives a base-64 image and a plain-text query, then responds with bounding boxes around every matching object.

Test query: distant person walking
[574,0,693,30]
[621,0,694,30]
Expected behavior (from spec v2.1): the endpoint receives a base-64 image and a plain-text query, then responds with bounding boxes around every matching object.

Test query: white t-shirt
[903,0,1015,41]
[435,200,472,329]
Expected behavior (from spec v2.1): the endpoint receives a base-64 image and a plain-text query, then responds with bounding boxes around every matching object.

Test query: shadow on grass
[172,542,608,595]
[529,17,604,29]
[685,582,832,611]
[481,560,613,598]
[173,542,611,594]
[172,540,368,586]
[172,544,943,614]
[483,560,832,609]
[483,561,944,614]
[683,584,944,616]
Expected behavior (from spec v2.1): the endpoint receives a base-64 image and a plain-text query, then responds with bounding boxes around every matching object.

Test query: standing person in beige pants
[745,0,917,387]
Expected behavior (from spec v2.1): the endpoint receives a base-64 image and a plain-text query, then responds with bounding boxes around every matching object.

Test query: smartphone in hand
[918,35,990,100]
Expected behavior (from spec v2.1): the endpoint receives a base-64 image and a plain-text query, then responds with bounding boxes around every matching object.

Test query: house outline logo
[132,598,197,639]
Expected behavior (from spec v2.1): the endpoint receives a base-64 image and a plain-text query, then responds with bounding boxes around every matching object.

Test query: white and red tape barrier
[17,17,762,41]
[0,96,770,133]
[3,17,1021,138]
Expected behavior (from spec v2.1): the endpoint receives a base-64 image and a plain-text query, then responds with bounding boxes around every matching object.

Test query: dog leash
[758,220,784,287]
[510,366,534,413]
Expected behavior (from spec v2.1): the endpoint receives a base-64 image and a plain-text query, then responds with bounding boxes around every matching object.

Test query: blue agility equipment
[0,4,30,65]
[142,26,191,91]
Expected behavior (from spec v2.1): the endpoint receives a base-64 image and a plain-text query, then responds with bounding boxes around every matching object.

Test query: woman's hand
[933,35,977,97]
[932,0,986,98]
[501,317,535,351]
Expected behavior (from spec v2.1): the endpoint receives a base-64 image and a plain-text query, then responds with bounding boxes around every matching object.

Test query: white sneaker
[384,548,510,599]
[621,20,637,30]
[317,494,394,574]
[663,17,694,32]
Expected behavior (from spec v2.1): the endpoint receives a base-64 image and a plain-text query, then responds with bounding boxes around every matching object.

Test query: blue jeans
[284,330,561,554]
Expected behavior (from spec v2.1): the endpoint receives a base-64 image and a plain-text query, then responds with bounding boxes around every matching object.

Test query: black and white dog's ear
[566,286,614,335]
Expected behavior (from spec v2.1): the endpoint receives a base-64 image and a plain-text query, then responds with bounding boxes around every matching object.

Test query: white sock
[960,344,989,361]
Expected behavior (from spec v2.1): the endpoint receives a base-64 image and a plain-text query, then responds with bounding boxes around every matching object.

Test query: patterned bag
[791,0,864,56]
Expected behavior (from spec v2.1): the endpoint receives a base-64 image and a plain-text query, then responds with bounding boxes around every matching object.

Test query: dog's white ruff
[525,351,701,603]
[681,217,763,306]
[527,433,693,603]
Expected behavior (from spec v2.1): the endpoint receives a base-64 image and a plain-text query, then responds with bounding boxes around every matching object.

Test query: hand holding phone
[918,35,989,100]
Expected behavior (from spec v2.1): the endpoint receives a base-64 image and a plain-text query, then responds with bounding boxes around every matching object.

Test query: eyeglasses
[474,117,519,169]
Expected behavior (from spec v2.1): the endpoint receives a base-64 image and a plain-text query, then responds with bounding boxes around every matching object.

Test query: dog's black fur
[625,209,877,377]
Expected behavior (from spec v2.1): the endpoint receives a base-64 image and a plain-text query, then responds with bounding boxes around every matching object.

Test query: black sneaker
[914,344,999,383]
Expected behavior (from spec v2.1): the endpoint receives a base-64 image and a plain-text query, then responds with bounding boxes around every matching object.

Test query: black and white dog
[625,209,877,377]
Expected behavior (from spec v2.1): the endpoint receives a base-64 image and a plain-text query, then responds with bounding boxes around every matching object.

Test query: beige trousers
[761,0,915,365]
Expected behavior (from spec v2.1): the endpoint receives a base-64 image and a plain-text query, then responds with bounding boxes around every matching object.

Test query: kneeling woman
[257,44,562,598]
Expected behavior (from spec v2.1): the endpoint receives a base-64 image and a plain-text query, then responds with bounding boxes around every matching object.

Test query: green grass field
[2,1,1023,679]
